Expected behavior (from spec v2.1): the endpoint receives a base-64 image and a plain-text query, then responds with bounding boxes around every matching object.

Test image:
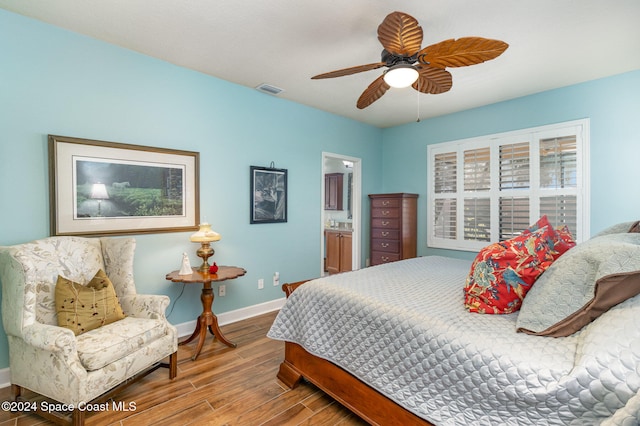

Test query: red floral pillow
[464,226,555,314]
[555,224,577,252]
[524,215,576,259]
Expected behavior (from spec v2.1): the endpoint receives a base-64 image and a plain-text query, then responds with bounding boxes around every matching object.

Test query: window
[427,119,589,251]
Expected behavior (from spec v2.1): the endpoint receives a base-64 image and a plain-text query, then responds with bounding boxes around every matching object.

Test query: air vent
[255,83,284,96]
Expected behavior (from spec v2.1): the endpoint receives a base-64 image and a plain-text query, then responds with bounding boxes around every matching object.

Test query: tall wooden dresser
[369,193,418,266]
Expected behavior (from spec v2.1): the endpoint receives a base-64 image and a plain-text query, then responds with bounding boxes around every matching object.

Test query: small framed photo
[250,166,287,224]
[49,135,200,236]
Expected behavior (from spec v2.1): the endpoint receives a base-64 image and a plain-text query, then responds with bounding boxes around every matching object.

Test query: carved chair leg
[169,351,178,379]
[11,384,21,401]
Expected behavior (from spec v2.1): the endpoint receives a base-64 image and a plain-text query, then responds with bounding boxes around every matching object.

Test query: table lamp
[190,223,221,272]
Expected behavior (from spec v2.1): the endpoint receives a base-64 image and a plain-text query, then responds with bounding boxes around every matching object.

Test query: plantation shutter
[540,196,577,235]
[539,135,578,236]
[433,152,457,240]
[462,147,491,241]
[427,119,587,251]
[499,197,530,240]
[539,136,577,189]
[464,148,490,191]
[499,142,530,190]
[434,152,457,193]
[464,197,491,241]
[434,199,457,239]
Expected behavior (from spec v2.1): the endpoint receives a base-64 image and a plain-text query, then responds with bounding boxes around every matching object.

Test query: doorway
[321,152,362,277]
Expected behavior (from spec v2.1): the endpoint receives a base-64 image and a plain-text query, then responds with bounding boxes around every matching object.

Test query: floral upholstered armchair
[0,236,178,425]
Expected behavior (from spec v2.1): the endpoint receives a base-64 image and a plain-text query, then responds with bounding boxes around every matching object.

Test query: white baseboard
[0,297,287,390]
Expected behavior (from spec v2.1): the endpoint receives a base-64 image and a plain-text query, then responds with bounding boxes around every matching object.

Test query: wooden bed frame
[277,280,434,426]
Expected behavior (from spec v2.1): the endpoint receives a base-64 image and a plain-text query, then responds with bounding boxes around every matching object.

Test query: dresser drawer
[371,207,400,219]
[371,198,402,208]
[371,239,399,253]
[370,229,400,239]
[371,218,400,229]
[371,251,401,265]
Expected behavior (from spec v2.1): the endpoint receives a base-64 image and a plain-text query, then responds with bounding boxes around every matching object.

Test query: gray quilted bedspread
[268,256,640,425]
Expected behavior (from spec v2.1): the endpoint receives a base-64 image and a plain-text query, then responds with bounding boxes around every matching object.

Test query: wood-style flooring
[0,311,368,426]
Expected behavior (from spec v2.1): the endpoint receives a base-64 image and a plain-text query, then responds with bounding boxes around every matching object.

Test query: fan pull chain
[416,78,421,122]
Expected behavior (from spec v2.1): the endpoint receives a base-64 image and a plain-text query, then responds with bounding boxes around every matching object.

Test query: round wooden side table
[166,266,246,360]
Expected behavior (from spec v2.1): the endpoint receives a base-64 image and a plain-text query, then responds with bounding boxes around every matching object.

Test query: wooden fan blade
[377,11,423,56]
[312,62,386,79]
[413,66,453,94]
[418,37,508,68]
[356,75,390,109]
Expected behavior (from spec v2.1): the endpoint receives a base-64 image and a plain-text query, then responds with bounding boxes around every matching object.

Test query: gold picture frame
[49,135,200,236]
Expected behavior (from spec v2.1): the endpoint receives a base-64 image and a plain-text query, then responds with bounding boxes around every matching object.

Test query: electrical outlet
[273,272,280,286]
[258,278,264,289]
[219,284,226,297]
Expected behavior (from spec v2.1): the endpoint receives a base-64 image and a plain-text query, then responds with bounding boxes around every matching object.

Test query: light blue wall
[0,10,383,369]
[381,69,640,261]
[1,8,639,372]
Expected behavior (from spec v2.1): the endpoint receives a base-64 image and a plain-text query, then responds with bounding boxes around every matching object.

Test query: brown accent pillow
[55,269,126,335]
[520,271,640,337]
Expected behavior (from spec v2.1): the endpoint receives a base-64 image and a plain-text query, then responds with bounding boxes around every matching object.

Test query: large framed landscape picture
[49,135,200,236]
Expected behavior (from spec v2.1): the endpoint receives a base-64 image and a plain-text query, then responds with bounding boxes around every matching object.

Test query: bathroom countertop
[324,227,353,232]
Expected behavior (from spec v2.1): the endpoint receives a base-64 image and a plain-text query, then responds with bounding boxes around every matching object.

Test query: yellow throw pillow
[55,269,126,335]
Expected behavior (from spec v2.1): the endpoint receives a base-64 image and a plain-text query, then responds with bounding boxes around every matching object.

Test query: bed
[268,223,640,425]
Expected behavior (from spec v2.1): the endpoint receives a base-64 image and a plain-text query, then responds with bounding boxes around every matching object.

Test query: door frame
[321,152,362,276]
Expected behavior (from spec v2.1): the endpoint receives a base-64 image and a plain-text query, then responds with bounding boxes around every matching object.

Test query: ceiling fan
[312,11,509,109]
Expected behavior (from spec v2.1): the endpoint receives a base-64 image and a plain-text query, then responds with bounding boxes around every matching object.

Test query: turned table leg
[180,281,236,360]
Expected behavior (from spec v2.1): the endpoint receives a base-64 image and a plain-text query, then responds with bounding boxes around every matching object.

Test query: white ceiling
[2,0,639,128]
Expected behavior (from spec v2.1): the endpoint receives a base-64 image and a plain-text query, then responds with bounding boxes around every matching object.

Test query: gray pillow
[516,232,640,337]
[591,220,639,238]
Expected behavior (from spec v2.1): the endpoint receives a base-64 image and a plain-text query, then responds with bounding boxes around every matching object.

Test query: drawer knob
[382,201,390,206]
[381,210,390,216]
[381,231,389,237]
[381,256,389,262]
[381,221,389,226]
[381,243,389,248]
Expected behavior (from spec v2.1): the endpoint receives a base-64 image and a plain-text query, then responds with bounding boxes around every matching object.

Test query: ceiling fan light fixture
[383,64,419,88]
[312,11,507,109]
